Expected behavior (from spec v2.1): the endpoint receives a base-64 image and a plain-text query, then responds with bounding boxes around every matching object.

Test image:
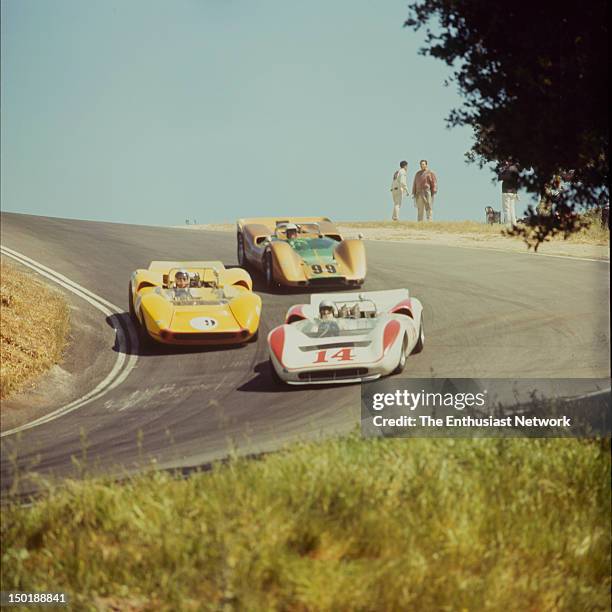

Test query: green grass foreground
[2,436,610,611]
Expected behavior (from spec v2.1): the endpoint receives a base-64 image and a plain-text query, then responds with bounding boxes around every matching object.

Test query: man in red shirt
[411,160,438,221]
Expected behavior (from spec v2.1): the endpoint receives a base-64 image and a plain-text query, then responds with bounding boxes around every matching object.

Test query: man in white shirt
[390,161,409,221]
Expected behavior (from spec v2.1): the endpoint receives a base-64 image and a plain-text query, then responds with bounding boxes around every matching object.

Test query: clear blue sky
[1,0,530,225]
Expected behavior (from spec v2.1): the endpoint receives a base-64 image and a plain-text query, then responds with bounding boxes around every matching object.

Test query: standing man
[498,158,520,226]
[412,160,438,221]
[390,161,409,221]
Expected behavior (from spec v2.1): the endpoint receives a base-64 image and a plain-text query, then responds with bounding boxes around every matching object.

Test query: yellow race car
[128,261,261,345]
[236,217,366,289]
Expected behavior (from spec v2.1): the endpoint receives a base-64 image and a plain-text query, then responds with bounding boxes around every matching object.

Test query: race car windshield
[292,237,334,251]
[161,288,229,306]
[296,318,377,338]
[297,223,320,234]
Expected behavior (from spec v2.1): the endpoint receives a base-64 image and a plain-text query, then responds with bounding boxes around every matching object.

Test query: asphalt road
[1,212,609,491]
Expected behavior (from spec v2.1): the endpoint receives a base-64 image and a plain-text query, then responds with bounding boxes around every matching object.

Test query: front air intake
[298,368,368,381]
[308,277,347,286]
[171,332,245,341]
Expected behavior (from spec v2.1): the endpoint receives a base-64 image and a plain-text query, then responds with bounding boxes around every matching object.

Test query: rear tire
[393,334,408,375]
[237,233,247,267]
[412,317,425,354]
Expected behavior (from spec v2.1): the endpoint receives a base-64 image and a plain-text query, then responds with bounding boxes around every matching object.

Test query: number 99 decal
[311,264,336,274]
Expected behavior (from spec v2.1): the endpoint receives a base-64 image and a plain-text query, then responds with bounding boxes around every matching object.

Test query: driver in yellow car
[173,270,194,300]
[174,270,190,288]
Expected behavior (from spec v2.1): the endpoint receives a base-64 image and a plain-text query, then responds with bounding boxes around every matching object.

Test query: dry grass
[568,214,610,245]
[341,219,609,245]
[341,220,503,236]
[180,219,608,247]
[0,261,70,399]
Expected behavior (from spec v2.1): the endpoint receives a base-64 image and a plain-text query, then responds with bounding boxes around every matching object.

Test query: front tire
[237,233,247,267]
[392,334,408,375]
[264,251,276,289]
[412,317,425,354]
[128,282,136,320]
[137,309,153,348]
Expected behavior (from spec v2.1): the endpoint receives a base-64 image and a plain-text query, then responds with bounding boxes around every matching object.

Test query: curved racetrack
[1,213,609,491]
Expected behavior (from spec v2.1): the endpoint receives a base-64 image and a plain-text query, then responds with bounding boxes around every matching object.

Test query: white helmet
[319,300,336,317]
[285,223,299,238]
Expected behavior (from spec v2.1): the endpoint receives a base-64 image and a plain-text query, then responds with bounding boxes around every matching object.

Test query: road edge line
[0,246,138,437]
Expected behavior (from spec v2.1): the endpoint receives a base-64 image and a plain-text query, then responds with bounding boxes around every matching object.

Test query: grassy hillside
[342,217,609,245]
[182,217,609,246]
[2,435,610,611]
[0,261,70,399]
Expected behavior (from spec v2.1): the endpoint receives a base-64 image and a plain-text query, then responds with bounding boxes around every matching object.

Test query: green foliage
[404,1,609,247]
[2,436,610,610]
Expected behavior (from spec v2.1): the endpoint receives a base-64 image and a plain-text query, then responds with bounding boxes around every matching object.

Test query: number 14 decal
[313,348,355,363]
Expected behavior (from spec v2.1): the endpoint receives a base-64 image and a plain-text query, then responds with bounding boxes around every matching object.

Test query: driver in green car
[285,223,298,240]
[284,223,309,250]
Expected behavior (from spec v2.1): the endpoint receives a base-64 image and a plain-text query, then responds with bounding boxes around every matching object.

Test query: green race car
[236,217,367,289]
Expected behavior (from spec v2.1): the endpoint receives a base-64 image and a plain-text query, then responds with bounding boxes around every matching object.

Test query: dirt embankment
[0,260,70,400]
[1,258,119,432]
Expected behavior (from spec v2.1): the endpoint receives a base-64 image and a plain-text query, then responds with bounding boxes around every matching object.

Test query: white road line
[1,245,122,310]
[563,387,612,401]
[0,245,139,437]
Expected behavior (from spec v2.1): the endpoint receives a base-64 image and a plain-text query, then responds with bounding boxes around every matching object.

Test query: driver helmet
[174,269,190,288]
[319,300,336,320]
[285,223,298,240]
[338,304,350,318]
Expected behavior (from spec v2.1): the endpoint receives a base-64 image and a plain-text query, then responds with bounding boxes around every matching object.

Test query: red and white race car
[267,289,424,385]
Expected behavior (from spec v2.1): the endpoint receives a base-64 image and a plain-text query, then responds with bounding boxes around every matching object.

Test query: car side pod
[223,267,254,291]
[285,304,307,324]
[383,319,401,356]
[229,292,262,334]
[269,241,307,284]
[268,326,285,365]
[334,239,367,282]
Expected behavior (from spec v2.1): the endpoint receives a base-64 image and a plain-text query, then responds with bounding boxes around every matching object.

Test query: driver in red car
[315,300,341,337]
